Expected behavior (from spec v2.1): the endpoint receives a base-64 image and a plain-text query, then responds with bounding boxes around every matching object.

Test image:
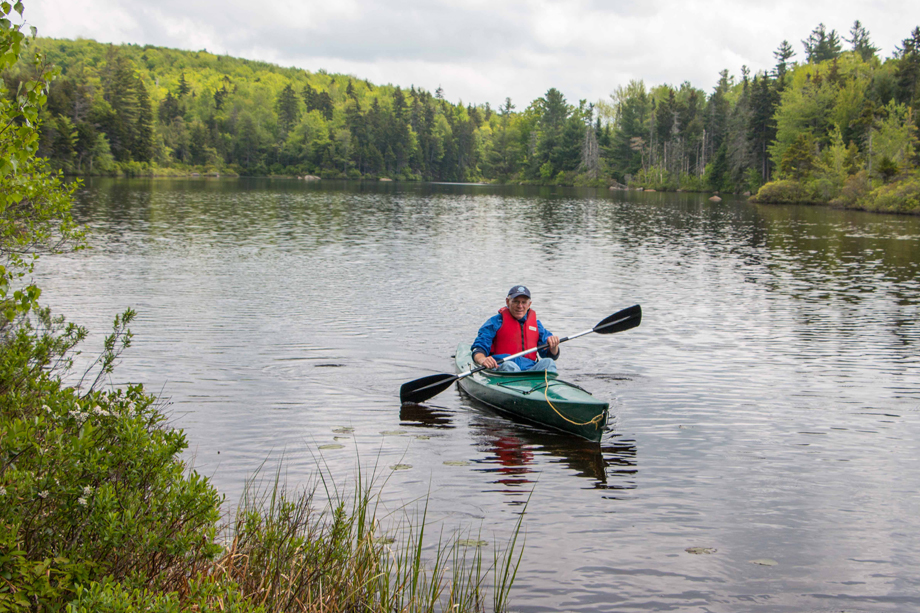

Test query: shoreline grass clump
[0,6,523,610]
[210,467,524,613]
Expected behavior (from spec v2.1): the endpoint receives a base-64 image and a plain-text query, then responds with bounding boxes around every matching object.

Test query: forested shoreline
[5,22,920,212]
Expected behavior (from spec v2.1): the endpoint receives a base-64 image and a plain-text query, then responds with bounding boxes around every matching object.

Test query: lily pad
[332,427,354,434]
[685,547,717,555]
[390,464,412,471]
[415,435,431,440]
[443,460,471,466]
[318,444,344,450]
[750,558,778,566]
[380,430,407,436]
[457,539,488,547]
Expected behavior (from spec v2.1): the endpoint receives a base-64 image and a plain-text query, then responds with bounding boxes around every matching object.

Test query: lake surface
[39,179,920,612]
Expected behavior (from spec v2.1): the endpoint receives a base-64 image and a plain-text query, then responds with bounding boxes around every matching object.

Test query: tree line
[3,22,919,210]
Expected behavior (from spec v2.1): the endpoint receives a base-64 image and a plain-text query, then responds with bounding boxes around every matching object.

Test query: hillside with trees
[3,22,920,213]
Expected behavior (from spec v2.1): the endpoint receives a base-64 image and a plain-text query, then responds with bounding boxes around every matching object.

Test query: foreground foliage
[1,4,521,611]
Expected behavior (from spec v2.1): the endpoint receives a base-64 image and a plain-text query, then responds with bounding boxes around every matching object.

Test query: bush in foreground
[1,312,522,612]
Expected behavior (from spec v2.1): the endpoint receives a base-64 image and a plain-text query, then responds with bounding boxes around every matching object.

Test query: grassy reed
[209,463,525,613]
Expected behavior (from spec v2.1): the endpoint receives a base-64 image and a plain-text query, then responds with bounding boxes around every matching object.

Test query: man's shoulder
[481,312,503,326]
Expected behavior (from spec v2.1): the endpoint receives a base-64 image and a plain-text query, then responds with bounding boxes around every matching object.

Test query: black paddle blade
[400,373,459,404]
[593,304,642,334]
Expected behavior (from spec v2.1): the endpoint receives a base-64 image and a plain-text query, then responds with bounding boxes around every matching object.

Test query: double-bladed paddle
[399,304,642,404]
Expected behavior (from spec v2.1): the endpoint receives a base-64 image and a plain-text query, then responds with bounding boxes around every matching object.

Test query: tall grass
[211,463,525,613]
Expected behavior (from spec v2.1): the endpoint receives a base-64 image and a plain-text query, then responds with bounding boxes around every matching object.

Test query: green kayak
[454,343,609,442]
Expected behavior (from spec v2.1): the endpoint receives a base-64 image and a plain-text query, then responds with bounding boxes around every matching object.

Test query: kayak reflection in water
[471,285,560,373]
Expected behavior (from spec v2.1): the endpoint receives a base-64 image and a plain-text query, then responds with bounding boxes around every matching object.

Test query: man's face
[506,295,532,320]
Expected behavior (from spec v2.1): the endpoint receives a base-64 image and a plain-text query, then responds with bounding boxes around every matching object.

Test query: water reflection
[460,392,638,491]
[399,402,455,429]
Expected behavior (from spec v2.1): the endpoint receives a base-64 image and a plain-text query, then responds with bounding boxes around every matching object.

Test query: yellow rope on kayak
[543,370,605,429]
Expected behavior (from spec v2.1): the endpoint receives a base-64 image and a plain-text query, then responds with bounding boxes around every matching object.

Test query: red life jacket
[491,307,539,356]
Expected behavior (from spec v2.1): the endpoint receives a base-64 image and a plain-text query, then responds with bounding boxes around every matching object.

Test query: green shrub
[66,575,262,613]
[861,176,920,214]
[750,179,813,204]
[830,170,870,208]
[0,354,224,608]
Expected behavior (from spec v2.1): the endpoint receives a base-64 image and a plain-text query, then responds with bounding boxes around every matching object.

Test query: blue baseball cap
[507,285,531,299]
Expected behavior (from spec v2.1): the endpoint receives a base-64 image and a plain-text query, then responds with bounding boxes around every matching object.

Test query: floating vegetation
[332,427,354,434]
[380,430,407,436]
[685,547,717,555]
[333,436,350,441]
[750,558,778,566]
[390,464,412,471]
[415,435,431,440]
[458,539,489,548]
[318,444,345,450]
[443,460,472,466]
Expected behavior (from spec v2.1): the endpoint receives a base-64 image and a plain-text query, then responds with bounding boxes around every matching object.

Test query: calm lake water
[39,179,920,612]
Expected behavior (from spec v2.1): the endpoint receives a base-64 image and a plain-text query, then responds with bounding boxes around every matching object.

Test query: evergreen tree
[779,132,816,179]
[275,83,300,138]
[748,74,778,182]
[846,20,879,62]
[773,40,796,88]
[158,92,181,123]
[132,77,154,162]
[803,24,842,64]
[315,91,334,120]
[103,55,140,161]
[705,70,732,166]
[608,80,651,180]
[895,27,920,106]
[178,72,190,96]
[534,88,570,179]
[302,84,316,111]
[726,71,753,190]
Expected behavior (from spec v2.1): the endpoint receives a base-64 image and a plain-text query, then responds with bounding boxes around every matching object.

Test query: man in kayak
[471,285,560,373]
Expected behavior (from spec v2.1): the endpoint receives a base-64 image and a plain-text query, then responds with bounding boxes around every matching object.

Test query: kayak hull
[454,344,608,442]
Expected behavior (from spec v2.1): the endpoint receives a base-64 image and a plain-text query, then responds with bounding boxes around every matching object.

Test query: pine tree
[534,88,570,179]
[608,80,651,181]
[845,20,879,62]
[132,78,154,162]
[104,55,140,161]
[178,72,190,96]
[748,74,779,182]
[803,24,842,64]
[158,92,181,123]
[895,27,920,106]
[773,40,796,89]
[705,70,732,165]
[276,83,300,138]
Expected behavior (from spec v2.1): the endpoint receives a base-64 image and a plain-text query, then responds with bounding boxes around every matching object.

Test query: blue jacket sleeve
[471,314,503,358]
[537,320,560,360]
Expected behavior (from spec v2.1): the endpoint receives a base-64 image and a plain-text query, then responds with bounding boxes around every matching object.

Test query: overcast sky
[27,0,920,108]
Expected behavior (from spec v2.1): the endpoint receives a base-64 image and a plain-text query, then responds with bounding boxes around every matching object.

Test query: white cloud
[25,0,920,107]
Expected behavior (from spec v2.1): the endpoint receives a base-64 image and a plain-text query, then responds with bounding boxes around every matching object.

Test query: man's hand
[474,353,499,369]
[547,335,560,354]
